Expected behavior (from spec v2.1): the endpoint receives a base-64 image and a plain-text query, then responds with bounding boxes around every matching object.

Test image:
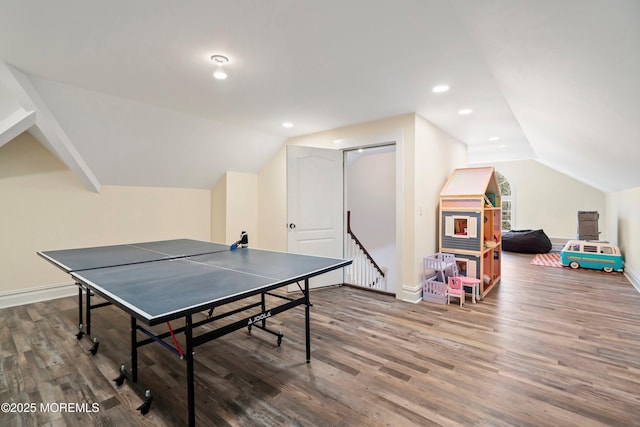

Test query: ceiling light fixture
[282,121,293,128]
[432,85,449,93]
[488,136,500,141]
[211,55,229,80]
[458,108,473,115]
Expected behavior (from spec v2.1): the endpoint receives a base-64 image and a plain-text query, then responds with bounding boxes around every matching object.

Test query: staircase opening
[344,144,396,294]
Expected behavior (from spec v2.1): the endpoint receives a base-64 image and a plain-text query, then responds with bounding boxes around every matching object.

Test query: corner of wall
[257,144,287,251]
[210,173,227,242]
[625,267,640,294]
[399,282,423,304]
[225,171,259,247]
[606,186,640,294]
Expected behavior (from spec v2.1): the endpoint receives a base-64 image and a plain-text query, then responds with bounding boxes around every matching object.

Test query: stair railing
[345,211,386,291]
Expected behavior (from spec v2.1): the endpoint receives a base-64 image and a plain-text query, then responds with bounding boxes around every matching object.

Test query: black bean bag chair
[502,229,552,254]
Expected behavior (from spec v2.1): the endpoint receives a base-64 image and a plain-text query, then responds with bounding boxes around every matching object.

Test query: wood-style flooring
[1,252,640,426]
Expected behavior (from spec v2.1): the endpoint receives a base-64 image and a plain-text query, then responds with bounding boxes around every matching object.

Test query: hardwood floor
[2,252,640,426]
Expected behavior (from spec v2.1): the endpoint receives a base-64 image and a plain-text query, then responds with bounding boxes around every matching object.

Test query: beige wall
[487,160,607,240]
[258,113,417,253]
[225,171,258,246]
[0,132,211,293]
[257,113,466,299]
[210,171,258,245]
[257,145,287,251]
[414,115,467,281]
[257,114,415,293]
[606,187,640,288]
[210,173,226,243]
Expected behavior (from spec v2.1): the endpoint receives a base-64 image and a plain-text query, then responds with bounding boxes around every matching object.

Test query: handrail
[347,211,385,277]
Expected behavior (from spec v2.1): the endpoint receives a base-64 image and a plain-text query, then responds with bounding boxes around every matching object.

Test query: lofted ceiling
[0,0,638,192]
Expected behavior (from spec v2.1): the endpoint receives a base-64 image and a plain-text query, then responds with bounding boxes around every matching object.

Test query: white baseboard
[0,282,76,309]
[400,283,423,304]
[625,266,640,294]
[8,267,634,308]
[550,237,570,252]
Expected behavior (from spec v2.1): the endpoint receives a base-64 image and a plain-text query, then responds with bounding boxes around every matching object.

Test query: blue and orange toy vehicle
[560,240,623,273]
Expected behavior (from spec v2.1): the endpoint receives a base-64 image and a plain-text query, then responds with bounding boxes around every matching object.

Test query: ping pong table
[38,238,351,426]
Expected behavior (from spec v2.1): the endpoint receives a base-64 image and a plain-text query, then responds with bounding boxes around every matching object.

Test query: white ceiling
[0,0,638,191]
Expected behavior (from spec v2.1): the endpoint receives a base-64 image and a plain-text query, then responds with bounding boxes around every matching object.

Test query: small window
[601,246,613,254]
[456,259,468,276]
[584,245,598,253]
[445,215,478,238]
[454,218,468,236]
[496,171,513,231]
[570,244,580,251]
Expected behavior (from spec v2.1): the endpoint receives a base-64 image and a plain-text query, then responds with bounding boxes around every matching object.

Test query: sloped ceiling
[0,80,30,148]
[0,0,638,192]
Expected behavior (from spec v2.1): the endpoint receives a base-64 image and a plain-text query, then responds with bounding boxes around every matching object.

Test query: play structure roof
[440,166,500,197]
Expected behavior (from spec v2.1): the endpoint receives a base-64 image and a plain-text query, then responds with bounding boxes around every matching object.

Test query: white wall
[0,132,211,296]
[346,146,396,291]
[486,160,607,240]
[29,76,284,189]
[606,187,640,290]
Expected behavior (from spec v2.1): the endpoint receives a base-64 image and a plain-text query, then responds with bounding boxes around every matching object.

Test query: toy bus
[560,240,623,273]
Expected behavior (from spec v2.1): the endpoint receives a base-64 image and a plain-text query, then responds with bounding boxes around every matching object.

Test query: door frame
[334,129,404,296]
[344,143,397,293]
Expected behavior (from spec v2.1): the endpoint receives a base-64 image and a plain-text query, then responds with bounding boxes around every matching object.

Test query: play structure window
[454,218,468,236]
[455,257,477,278]
[456,259,468,276]
[445,215,478,238]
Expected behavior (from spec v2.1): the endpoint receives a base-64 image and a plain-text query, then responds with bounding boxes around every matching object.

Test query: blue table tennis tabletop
[39,238,351,426]
[38,238,350,325]
[38,238,230,272]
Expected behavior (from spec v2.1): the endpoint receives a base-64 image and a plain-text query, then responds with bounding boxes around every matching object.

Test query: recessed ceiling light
[458,109,473,115]
[213,69,227,80]
[488,136,500,141]
[432,85,449,93]
[211,55,229,80]
[282,122,293,128]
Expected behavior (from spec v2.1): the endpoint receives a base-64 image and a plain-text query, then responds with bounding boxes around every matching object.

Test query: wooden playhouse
[438,166,502,298]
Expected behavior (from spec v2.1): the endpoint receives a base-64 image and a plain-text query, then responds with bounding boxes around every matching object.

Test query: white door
[287,145,344,290]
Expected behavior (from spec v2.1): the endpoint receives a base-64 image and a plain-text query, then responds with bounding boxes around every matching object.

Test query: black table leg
[76,285,84,339]
[305,278,311,362]
[131,316,138,382]
[260,292,266,329]
[186,314,195,427]
[85,286,92,337]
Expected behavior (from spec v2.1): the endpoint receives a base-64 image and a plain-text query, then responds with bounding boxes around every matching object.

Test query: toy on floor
[560,240,623,273]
